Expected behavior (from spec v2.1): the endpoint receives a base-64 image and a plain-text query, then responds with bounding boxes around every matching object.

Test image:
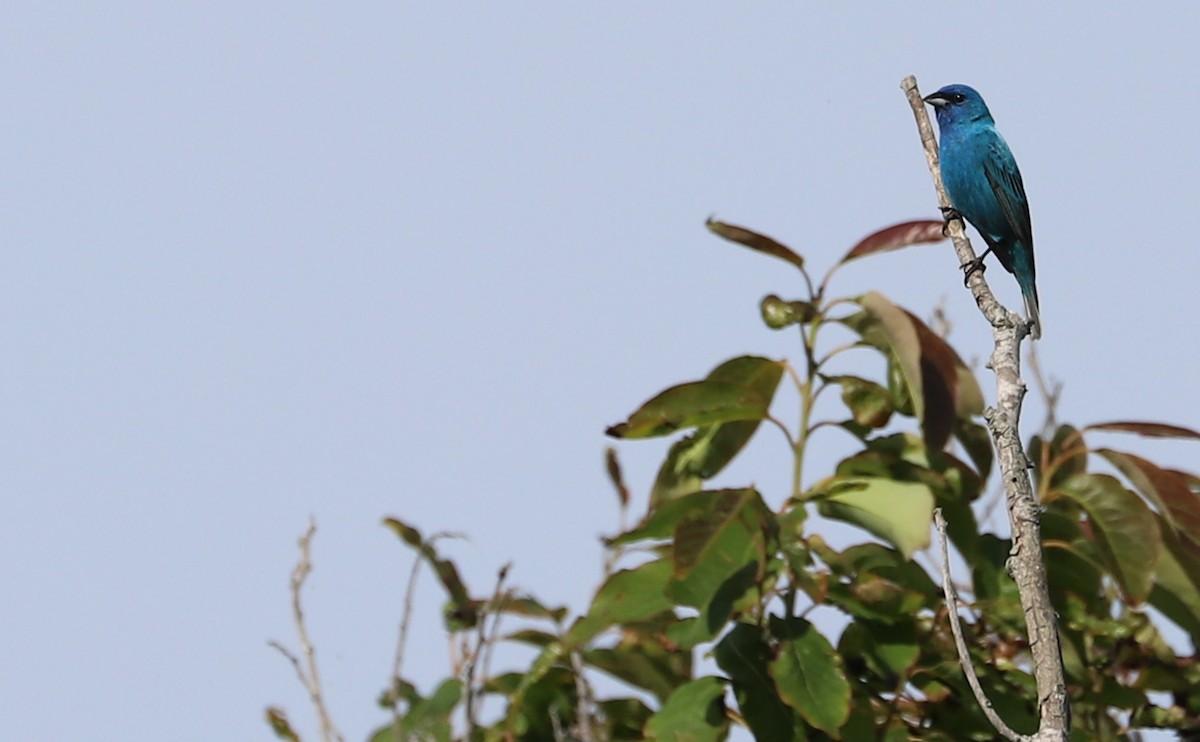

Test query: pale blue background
[3,4,1198,740]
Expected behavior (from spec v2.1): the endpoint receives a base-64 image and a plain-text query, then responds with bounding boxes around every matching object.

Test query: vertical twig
[569,649,602,742]
[935,510,1022,741]
[463,562,512,732]
[902,75,1069,741]
[386,544,427,737]
[269,519,345,742]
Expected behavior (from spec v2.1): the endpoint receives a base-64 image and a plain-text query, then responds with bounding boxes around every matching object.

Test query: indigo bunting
[924,84,1040,339]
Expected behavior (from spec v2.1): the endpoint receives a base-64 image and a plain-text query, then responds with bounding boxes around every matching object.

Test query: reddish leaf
[906,310,957,449]
[706,218,806,272]
[839,220,946,264]
[848,293,962,450]
[1088,421,1200,440]
[1097,449,1200,545]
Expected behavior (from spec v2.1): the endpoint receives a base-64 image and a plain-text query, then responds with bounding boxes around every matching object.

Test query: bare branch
[570,649,601,742]
[269,519,344,742]
[934,510,1022,741]
[463,562,512,732]
[902,75,1069,741]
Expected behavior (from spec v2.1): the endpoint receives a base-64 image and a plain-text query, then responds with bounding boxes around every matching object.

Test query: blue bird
[925,84,1041,339]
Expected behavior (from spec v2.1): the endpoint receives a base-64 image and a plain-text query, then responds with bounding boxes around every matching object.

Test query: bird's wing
[982,140,1033,247]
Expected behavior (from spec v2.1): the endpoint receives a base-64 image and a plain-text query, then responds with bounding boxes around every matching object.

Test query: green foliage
[277,221,1200,740]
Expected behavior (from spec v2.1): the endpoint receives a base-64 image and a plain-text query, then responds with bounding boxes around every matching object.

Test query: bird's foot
[960,256,987,286]
[939,206,962,237]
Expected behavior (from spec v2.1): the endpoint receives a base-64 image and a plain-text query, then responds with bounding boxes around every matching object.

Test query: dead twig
[269,519,344,742]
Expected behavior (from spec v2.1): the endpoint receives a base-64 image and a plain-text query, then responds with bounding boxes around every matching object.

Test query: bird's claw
[939,206,962,237]
[960,256,986,286]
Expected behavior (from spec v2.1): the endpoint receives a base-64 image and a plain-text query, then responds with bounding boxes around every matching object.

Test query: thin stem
[269,520,344,742]
[792,318,823,499]
[765,412,797,448]
[464,563,511,732]
[934,510,1022,742]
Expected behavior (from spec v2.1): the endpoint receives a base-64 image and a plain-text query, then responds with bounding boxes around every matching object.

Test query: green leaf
[707,355,786,396]
[1044,540,1103,610]
[583,643,690,703]
[672,489,769,580]
[1148,518,1200,639]
[852,292,924,421]
[844,619,920,680]
[643,676,730,742]
[504,628,558,648]
[1057,473,1161,604]
[608,356,783,440]
[504,644,568,732]
[501,665,577,739]
[650,491,773,641]
[382,518,477,629]
[495,595,569,623]
[650,357,784,504]
[706,217,806,272]
[608,489,714,547]
[715,623,805,741]
[822,433,981,567]
[667,490,772,611]
[1035,424,1087,489]
[768,615,851,735]
[599,698,655,741]
[368,679,462,742]
[816,542,937,623]
[814,477,934,559]
[828,375,893,428]
[565,558,674,646]
[1097,449,1200,544]
[760,294,816,329]
[606,380,767,439]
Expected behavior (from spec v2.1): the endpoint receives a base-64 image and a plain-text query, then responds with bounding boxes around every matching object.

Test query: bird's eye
[951,93,967,104]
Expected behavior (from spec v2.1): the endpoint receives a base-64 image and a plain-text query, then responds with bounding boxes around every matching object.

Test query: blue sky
[2,4,1198,740]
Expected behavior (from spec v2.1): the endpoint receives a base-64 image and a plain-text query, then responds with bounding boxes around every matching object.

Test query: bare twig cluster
[268,520,345,742]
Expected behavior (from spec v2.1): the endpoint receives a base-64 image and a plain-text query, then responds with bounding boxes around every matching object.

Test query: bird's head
[923,84,993,126]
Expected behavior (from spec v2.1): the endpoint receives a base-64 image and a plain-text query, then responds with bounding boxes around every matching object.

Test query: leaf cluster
[274,222,1200,741]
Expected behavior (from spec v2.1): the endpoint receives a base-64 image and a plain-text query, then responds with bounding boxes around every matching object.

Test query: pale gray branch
[935,510,1021,741]
[902,75,1069,742]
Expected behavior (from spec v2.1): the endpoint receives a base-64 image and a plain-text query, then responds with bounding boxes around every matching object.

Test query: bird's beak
[923,93,949,108]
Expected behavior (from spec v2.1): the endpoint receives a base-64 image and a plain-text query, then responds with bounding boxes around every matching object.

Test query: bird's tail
[1020,282,1042,340]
